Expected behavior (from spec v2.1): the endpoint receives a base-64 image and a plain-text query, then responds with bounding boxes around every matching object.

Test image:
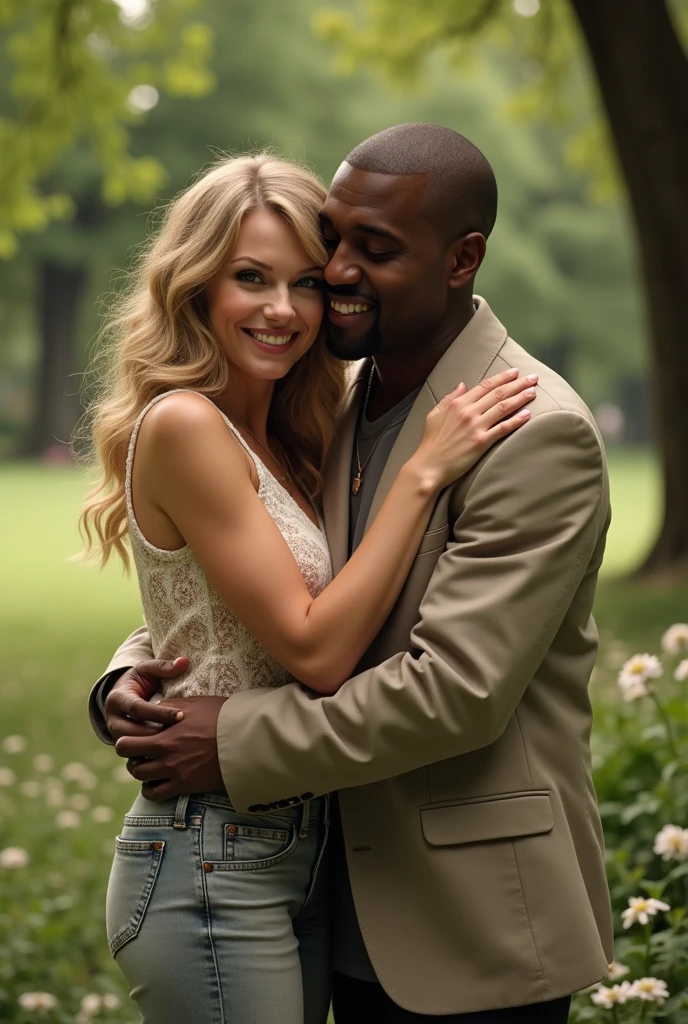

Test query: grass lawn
[0,452,686,1019]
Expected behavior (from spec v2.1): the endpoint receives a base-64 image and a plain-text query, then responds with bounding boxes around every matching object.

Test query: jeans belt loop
[173,794,190,829]
[299,798,310,839]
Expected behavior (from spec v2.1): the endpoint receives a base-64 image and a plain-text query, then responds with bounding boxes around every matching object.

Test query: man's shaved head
[345,122,497,241]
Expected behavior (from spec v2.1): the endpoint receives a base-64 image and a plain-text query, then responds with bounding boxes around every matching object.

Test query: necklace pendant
[352,476,361,496]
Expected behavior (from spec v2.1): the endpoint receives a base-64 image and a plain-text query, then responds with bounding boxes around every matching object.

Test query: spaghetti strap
[124,390,268,549]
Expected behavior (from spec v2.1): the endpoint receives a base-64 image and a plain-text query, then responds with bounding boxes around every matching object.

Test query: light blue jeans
[106,791,332,1024]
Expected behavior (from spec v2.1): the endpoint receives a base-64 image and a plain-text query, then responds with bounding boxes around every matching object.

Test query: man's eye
[236,269,263,283]
[364,250,395,262]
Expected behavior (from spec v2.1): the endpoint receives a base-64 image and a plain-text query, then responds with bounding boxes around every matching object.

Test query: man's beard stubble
[324,315,382,362]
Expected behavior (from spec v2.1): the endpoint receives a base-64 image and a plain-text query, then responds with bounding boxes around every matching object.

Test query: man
[91,123,613,1022]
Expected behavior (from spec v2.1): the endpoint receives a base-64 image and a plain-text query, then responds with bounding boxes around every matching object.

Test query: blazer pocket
[416,525,450,556]
[420,791,553,846]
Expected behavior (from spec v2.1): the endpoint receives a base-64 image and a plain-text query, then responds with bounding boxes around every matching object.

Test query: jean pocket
[106,838,165,956]
[220,822,297,871]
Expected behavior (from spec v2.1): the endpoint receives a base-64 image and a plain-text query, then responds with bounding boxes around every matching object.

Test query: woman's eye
[236,269,263,284]
[294,276,322,290]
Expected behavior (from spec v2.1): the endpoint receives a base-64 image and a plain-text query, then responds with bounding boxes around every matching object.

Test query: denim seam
[198,814,226,1024]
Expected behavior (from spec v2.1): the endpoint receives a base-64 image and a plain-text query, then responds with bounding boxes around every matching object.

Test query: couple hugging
[84,122,613,1023]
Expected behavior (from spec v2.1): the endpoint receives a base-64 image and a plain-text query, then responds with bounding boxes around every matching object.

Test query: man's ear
[447,232,486,290]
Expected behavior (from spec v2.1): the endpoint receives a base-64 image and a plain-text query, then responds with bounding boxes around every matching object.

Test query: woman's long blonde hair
[79,153,348,569]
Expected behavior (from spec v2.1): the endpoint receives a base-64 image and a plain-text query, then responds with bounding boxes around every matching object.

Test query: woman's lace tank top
[124,389,333,699]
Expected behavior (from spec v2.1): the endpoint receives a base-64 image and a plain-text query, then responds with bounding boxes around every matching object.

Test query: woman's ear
[447,232,487,290]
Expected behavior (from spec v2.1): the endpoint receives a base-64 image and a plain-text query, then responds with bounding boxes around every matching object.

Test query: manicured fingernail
[174,711,184,720]
[521,409,531,418]
[526,374,538,383]
[524,387,537,397]
[508,368,519,376]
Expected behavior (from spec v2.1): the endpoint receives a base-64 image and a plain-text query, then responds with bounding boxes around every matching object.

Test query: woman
[80,154,536,1024]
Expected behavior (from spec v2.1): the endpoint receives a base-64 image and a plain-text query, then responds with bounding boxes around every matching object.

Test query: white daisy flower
[590,981,633,1007]
[661,624,688,655]
[654,824,688,861]
[20,780,41,798]
[621,896,671,928]
[33,754,54,772]
[70,793,90,812]
[17,991,58,1012]
[76,769,98,790]
[91,805,114,823]
[675,659,688,682]
[618,653,663,689]
[607,961,630,980]
[629,977,669,1003]
[0,767,16,787]
[62,762,89,782]
[55,809,81,829]
[80,993,102,1015]
[0,846,29,869]
[618,675,649,702]
[103,993,120,1009]
[2,735,26,754]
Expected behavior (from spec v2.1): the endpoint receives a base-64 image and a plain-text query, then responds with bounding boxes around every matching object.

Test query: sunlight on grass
[602,447,661,577]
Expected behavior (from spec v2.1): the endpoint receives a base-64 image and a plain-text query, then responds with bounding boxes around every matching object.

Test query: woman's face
[205,208,324,382]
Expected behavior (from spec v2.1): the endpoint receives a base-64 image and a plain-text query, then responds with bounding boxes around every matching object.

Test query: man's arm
[211,410,607,811]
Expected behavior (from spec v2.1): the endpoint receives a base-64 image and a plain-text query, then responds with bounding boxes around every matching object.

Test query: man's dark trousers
[332,973,571,1023]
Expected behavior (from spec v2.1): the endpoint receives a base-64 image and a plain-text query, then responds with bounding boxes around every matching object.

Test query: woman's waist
[125,789,328,824]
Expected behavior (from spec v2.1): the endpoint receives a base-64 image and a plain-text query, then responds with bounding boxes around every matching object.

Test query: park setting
[1,0,688,1021]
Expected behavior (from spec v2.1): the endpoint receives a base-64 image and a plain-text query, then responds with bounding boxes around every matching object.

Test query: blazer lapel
[322,363,369,575]
[362,297,508,536]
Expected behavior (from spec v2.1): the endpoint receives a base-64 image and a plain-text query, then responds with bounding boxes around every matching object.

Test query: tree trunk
[22,259,87,459]
[570,0,688,577]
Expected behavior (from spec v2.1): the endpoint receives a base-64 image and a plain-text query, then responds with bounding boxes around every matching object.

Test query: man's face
[320,163,451,361]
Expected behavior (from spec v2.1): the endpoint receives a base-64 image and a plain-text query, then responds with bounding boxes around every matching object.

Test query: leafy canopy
[0,0,215,257]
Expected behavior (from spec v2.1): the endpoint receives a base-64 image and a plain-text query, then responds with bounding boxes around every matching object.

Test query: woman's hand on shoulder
[410,368,538,490]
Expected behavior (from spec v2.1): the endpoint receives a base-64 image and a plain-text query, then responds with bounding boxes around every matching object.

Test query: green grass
[0,454,686,1021]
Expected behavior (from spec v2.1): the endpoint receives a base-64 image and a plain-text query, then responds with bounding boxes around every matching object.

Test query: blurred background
[1,1,688,1021]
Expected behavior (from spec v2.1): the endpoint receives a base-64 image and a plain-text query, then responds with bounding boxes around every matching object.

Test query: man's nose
[324,244,362,287]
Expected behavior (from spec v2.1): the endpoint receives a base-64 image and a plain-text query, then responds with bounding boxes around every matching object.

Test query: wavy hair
[79,154,348,568]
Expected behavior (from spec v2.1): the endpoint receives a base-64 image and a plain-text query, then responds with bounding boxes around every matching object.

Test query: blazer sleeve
[87,625,155,744]
[216,409,607,811]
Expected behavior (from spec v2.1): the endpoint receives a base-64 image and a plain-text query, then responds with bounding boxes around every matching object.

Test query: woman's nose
[264,288,296,323]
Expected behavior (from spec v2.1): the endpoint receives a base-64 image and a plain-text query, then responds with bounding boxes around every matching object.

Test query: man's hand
[115,695,228,801]
[104,658,188,742]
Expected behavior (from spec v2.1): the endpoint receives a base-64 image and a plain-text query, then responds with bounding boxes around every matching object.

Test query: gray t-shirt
[334,384,420,982]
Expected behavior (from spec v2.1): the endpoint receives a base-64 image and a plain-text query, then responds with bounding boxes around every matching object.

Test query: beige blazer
[92,297,613,1015]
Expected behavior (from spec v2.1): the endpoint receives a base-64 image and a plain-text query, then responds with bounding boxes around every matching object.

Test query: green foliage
[570,633,688,1021]
[314,0,618,194]
[0,0,215,256]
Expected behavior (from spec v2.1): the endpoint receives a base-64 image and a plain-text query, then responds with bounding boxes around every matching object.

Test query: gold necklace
[234,421,293,486]
[352,366,383,496]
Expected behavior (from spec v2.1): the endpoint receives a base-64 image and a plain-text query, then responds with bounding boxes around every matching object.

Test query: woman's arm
[136,370,535,692]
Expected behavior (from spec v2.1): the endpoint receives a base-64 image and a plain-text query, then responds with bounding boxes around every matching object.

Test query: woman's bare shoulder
[139,391,228,445]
